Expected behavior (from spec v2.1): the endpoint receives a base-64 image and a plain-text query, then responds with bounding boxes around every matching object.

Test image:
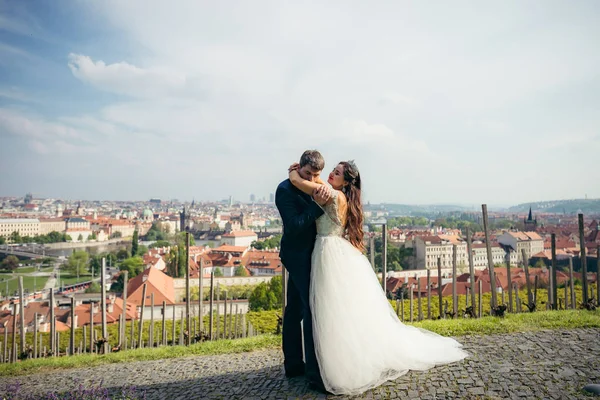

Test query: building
[142,253,167,271]
[126,268,176,307]
[415,235,468,269]
[220,230,258,247]
[497,231,544,264]
[0,218,40,239]
[245,249,282,276]
[39,218,66,235]
[471,243,518,268]
[65,217,90,230]
[108,220,138,238]
[208,245,249,277]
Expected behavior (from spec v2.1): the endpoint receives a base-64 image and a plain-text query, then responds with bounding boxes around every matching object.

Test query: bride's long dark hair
[339,161,364,252]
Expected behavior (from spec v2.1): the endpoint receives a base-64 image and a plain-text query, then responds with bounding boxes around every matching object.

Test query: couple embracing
[275,150,467,396]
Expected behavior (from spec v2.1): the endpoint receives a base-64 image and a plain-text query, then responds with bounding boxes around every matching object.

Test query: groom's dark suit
[275,179,325,385]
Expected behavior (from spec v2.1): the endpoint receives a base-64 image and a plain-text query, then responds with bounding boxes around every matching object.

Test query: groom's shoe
[285,365,305,378]
[308,381,332,395]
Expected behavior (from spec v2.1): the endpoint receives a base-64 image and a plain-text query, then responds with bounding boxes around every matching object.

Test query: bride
[288,160,468,396]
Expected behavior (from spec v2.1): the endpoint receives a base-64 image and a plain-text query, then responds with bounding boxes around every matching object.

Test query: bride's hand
[288,163,300,173]
[313,185,331,206]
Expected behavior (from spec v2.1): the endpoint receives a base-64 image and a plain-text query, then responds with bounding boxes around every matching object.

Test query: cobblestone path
[1,328,599,399]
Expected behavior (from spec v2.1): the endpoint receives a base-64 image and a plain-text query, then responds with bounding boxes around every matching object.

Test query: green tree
[77,233,84,242]
[145,222,167,241]
[166,247,178,277]
[248,276,282,311]
[213,267,224,277]
[10,231,21,244]
[234,265,249,277]
[149,240,171,249]
[85,282,101,293]
[65,251,89,276]
[175,232,195,246]
[89,254,102,276]
[119,256,145,278]
[251,234,282,250]
[131,230,139,257]
[110,272,126,293]
[0,255,19,271]
[110,231,122,239]
[389,261,402,271]
[0,236,5,245]
[373,239,405,272]
[413,217,429,226]
[47,231,67,243]
[66,235,72,242]
[177,245,186,278]
[136,244,148,257]
[117,249,130,261]
[89,232,97,241]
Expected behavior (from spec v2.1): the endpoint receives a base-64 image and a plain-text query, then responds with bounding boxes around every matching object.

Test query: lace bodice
[316,190,345,237]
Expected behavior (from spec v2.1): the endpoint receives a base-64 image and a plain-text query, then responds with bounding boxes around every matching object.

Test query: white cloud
[68,53,191,99]
[28,140,49,154]
[0,108,82,140]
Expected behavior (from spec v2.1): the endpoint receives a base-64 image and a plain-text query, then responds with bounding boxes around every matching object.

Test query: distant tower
[269,193,275,203]
[524,207,537,231]
[229,195,233,207]
[24,193,33,205]
[180,205,190,232]
[250,193,256,203]
[76,201,84,216]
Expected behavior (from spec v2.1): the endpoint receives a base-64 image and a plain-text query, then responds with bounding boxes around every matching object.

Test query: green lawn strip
[412,309,600,336]
[0,275,49,296]
[0,335,281,377]
[58,274,93,286]
[15,267,37,273]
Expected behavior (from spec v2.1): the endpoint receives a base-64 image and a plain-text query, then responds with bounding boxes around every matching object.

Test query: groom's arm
[275,185,324,238]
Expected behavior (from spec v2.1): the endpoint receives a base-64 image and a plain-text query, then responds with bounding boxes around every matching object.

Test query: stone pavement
[1,328,599,399]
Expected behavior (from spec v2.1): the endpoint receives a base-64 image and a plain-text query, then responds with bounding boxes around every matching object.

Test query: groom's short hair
[299,150,325,171]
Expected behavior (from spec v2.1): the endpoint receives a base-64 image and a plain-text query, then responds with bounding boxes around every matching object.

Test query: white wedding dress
[310,191,468,395]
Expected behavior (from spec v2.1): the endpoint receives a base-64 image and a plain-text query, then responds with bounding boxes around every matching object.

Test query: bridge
[0,245,59,260]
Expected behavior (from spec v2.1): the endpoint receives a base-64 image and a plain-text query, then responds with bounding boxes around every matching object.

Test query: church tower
[524,207,537,231]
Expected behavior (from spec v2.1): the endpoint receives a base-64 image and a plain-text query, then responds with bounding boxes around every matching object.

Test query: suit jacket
[275,179,325,269]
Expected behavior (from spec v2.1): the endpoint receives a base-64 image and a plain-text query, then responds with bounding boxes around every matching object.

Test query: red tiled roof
[127,268,175,306]
[213,245,248,253]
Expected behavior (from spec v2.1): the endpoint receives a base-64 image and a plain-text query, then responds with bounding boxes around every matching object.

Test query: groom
[275,150,331,392]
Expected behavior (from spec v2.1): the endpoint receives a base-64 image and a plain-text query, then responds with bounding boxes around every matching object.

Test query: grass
[58,274,93,286]
[0,334,281,377]
[15,267,37,273]
[0,274,49,296]
[1,309,598,378]
[413,309,600,336]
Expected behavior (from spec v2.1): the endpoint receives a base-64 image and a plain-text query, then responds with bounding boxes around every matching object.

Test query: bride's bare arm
[289,170,323,196]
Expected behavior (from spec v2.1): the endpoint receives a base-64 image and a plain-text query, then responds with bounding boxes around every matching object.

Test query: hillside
[508,199,600,214]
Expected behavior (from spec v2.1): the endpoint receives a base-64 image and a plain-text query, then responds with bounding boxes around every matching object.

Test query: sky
[1,1,599,206]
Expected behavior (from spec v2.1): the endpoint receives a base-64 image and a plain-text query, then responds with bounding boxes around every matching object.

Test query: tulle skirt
[310,235,468,395]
